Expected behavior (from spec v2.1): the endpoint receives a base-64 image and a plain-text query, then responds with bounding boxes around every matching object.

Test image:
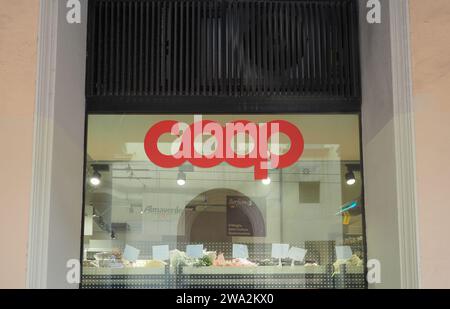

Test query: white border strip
[389,0,421,289]
[27,0,59,289]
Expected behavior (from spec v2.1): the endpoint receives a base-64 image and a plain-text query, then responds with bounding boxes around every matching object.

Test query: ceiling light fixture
[89,170,102,187]
[345,171,356,186]
[177,171,187,186]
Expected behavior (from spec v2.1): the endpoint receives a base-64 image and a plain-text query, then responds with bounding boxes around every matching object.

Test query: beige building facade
[0,0,449,289]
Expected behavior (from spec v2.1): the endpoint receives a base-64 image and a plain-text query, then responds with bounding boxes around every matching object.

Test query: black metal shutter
[86,0,360,113]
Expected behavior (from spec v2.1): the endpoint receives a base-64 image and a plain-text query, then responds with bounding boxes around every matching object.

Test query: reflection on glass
[81,115,365,289]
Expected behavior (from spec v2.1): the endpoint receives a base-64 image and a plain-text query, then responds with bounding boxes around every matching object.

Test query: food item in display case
[332,254,363,275]
[347,254,363,266]
[213,253,257,267]
[256,259,277,266]
[83,260,97,267]
[93,251,124,268]
[112,250,122,260]
[194,256,213,267]
[232,258,257,267]
[213,253,227,266]
[205,251,217,264]
[145,260,167,268]
[143,260,167,268]
[255,258,294,266]
[343,236,363,246]
[304,262,319,267]
[169,248,260,268]
[130,260,167,268]
[170,249,196,268]
[171,249,218,268]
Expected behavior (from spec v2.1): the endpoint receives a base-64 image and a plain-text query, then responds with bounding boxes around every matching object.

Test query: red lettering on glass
[144,119,304,180]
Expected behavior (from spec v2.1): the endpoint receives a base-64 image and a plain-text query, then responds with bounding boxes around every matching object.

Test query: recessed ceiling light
[262,177,271,185]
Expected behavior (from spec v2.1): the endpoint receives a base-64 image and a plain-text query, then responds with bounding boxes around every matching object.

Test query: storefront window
[81,114,365,288]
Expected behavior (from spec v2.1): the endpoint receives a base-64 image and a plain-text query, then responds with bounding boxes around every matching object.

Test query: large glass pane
[81,114,365,289]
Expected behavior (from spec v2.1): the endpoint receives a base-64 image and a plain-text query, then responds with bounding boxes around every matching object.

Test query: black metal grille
[86,0,360,112]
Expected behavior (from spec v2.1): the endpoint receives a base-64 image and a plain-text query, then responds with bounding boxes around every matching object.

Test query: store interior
[82,114,365,288]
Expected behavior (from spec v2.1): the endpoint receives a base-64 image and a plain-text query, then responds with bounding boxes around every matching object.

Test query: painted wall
[410,0,450,289]
[0,0,39,288]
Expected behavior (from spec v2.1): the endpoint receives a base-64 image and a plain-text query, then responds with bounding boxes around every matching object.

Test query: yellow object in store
[343,212,351,225]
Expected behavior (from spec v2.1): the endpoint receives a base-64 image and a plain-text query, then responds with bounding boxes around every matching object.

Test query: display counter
[81,264,365,289]
[181,265,329,275]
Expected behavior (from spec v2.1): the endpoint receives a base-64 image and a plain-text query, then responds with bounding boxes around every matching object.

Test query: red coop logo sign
[144,116,304,180]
